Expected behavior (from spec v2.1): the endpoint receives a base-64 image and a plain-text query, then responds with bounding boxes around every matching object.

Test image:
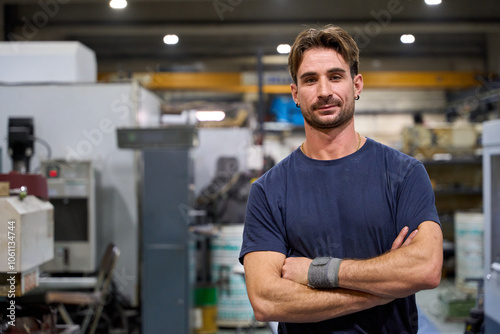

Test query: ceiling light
[195,111,226,122]
[277,44,291,54]
[400,34,415,44]
[425,0,442,5]
[109,0,127,9]
[163,34,179,45]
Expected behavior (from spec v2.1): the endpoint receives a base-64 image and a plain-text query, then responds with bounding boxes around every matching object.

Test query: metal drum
[211,224,254,327]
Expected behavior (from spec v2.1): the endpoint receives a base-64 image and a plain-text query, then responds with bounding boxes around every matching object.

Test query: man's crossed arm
[243,221,443,323]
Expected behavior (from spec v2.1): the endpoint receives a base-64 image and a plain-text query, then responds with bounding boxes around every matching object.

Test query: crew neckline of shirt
[295,136,372,166]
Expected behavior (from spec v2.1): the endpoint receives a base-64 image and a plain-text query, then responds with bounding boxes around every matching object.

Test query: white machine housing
[0,41,97,84]
[0,195,54,272]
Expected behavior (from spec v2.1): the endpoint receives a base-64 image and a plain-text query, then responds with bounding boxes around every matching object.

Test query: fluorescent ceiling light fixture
[195,111,226,122]
[425,0,442,5]
[109,0,127,9]
[400,34,415,44]
[163,34,179,45]
[277,44,291,54]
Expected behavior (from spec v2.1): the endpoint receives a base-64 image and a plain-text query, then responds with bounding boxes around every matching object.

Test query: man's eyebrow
[299,68,347,80]
[327,68,347,74]
[299,71,317,80]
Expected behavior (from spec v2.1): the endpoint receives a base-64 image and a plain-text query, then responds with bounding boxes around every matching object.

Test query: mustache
[312,97,343,109]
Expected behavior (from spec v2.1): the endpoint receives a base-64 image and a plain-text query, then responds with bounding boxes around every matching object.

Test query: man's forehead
[298,48,349,74]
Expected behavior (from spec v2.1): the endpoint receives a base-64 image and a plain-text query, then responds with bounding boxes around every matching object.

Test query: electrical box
[40,160,96,273]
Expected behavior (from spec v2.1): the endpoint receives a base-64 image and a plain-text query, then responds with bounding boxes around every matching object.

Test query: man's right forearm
[244,251,392,323]
[252,277,391,323]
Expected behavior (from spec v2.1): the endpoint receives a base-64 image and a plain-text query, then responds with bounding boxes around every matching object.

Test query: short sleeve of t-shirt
[394,161,440,233]
[239,173,289,264]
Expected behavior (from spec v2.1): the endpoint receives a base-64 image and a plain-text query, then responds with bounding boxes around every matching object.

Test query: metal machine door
[483,119,500,333]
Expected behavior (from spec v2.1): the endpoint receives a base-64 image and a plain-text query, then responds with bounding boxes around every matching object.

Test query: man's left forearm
[282,221,443,299]
[338,221,443,298]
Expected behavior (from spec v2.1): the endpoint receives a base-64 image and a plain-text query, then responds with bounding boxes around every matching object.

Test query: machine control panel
[117,126,198,149]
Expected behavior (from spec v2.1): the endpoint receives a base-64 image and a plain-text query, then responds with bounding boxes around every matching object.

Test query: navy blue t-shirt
[239,138,440,333]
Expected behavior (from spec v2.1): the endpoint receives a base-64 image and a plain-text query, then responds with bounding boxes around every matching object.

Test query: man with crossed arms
[239,25,443,333]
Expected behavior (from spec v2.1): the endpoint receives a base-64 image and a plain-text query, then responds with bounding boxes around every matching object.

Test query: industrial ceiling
[2,0,500,73]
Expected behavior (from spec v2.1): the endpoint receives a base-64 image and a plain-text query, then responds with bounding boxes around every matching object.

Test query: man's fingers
[403,229,418,246]
[391,226,409,250]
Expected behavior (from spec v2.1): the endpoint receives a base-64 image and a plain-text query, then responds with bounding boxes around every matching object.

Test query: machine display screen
[51,198,88,241]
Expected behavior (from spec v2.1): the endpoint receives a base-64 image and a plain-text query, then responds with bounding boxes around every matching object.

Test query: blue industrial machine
[117,126,198,333]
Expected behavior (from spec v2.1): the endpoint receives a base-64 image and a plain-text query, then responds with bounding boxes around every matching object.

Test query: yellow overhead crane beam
[99,71,482,93]
[362,71,482,89]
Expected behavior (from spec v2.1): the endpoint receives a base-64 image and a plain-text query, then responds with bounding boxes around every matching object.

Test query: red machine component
[0,171,49,200]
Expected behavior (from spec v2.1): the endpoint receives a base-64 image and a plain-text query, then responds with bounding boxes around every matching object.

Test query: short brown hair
[288,25,360,84]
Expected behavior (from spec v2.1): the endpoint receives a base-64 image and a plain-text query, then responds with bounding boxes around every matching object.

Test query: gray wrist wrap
[308,257,343,289]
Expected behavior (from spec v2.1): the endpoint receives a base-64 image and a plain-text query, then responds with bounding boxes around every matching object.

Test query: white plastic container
[454,211,484,293]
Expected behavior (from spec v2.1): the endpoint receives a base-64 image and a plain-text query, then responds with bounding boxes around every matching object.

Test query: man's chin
[305,120,340,130]
[304,114,353,130]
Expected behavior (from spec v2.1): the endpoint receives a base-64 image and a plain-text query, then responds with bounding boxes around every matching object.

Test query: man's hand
[282,226,417,286]
[282,257,312,285]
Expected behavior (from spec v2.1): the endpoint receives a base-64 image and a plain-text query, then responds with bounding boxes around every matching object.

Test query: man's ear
[291,83,298,105]
[353,74,364,98]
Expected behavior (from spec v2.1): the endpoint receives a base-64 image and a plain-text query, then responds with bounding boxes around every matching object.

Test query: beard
[301,96,355,130]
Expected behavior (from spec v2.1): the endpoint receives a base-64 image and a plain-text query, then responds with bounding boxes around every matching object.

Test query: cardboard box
[0,182,9,196]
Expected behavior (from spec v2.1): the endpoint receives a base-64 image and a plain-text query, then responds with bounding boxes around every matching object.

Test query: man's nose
[317,77,332,100]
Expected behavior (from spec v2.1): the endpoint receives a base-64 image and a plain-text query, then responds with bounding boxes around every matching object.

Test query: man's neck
[302,121,362,160]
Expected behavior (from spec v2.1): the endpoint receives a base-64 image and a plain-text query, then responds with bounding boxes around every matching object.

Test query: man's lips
[314,103,341,113]
[313,99,342,111]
